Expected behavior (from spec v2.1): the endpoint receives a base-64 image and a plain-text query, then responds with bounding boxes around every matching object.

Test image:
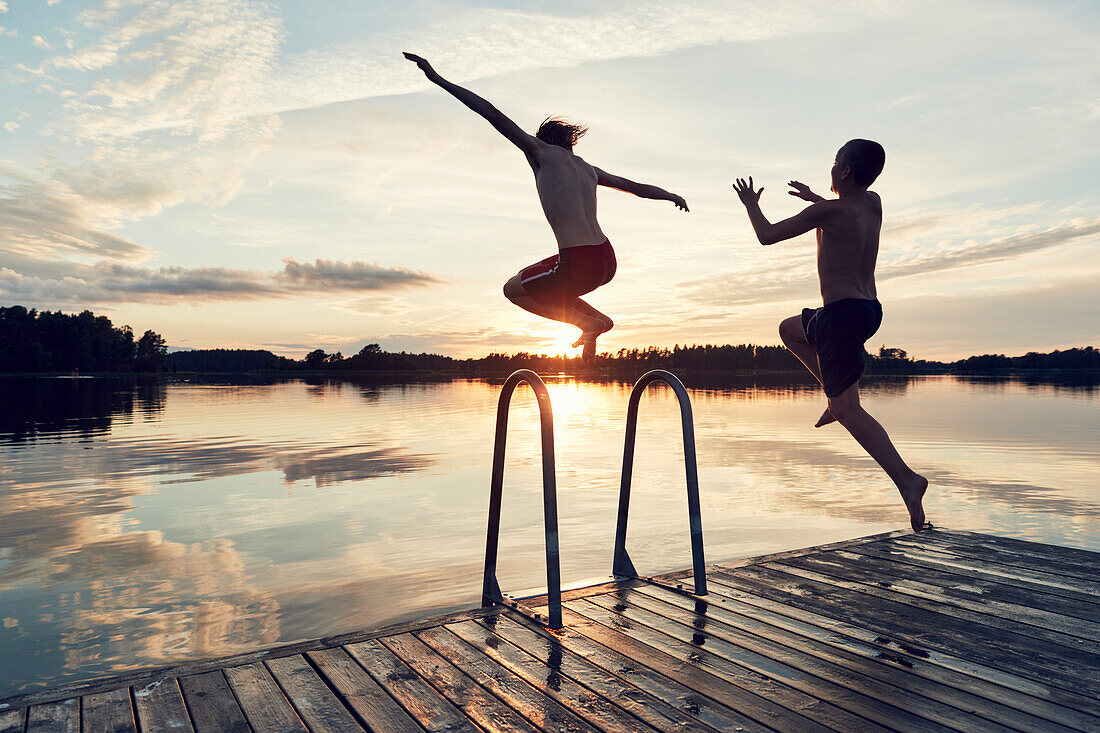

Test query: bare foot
[898,474,929,532]
[572,318,612,364]
[815,407,836,428]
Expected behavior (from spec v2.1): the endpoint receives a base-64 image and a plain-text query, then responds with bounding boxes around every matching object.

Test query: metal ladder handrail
[482,369,563,629]
[612,369,707,595]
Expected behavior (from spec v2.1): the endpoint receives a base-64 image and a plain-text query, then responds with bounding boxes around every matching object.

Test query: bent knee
[503,276,524,301]
[779,316,803,343]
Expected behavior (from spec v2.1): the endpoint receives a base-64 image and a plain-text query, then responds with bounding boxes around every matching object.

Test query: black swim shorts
[801,298,883,398]
[519,240,617,304]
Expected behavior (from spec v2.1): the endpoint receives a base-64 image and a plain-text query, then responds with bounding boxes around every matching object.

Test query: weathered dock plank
[178,671,249,733]
[2,528,1098,732]
[81,688,136,733]
[265,655,364,733]
[26,698,79,733]
[345,638,477,732]
[692,575,1095,731]
[224,662,308,733]
[0,710,25,733]
[132,679,193,732]
[415,625,599,733]
[380,632,539,733]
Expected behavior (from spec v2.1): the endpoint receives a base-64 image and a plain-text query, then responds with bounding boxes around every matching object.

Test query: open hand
[788,180,821,202]
[733,177,763,206]
[670,194,690,212]
[403,52,435,74]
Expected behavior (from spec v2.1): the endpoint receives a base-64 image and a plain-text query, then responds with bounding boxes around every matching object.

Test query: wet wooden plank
[178,671,249,733]
[933,530,1100,572]
[444,619,659,733]
[224,662,307,733]
[633,583,1045,733]
[862,538,1100,606]
[699,574,1100,732]
[82,687,136,733]
[547,603,832,732]
[716,564,1100,697]
[307,647,423,733]
[26,698,79,733]
[917,533,1100,584]
[563,597,872,732]
[344,638,478,733]
[586,591,958,733]
[469,614,715,732]
[133,679,195,733]
[415,625,600,733]
[381,632,540,733]
[810,548,1100,639]
[478,613,769,732]
[0,710,25,733]
[264,655,363,733]
[772,554,1100,654]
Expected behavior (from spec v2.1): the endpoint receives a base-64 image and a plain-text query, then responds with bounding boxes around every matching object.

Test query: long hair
[535,116,588,149]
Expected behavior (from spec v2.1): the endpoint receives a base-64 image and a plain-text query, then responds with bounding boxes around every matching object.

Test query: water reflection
[0,374,1096,700]
[0,377,166,444]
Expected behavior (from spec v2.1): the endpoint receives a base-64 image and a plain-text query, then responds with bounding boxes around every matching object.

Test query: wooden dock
[2,527,1098,732]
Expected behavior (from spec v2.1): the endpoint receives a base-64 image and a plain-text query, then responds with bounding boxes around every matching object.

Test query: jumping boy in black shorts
[733,140,928,532]
[405,52,689,361]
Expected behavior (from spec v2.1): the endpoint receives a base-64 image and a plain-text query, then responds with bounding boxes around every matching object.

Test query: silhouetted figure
[734,140,928,532]
[404,53,689,362]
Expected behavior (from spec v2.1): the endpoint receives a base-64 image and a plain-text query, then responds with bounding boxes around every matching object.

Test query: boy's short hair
[839,139,886,187]
[536,116,587,149]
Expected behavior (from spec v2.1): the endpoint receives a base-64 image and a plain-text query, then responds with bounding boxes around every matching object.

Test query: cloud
[49,0,283,140]
[0,172,151,261]
[0,0,286,260]
[675,214,1100,308]
[277,257,438,289]
[0,257,440,305]
[881,217,1100,280]
[0,2,7,12]
[2,121,17,132]
[32,35,54,50]
[215,1,902,121]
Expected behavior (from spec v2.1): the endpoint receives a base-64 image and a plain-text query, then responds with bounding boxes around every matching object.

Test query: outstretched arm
[595,167,689,211]
[733,177,827,245]
[404,52,537,155]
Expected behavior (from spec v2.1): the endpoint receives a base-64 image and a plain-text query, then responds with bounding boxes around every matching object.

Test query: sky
[1,0,1097,360]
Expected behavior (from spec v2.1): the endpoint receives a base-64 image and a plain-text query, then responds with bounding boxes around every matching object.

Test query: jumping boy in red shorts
[405,53,689,361]
[733,140,929,532]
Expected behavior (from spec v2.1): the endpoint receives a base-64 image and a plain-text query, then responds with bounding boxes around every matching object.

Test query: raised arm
[594,167,689,211]
[404,53,537,155]
[733,177,828,245]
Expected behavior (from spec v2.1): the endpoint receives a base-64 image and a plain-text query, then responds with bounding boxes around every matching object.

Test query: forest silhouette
[1,305,1096,377]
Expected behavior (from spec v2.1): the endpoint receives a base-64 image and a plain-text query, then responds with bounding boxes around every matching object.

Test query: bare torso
[816,191,881,304]
[528,145,607,249]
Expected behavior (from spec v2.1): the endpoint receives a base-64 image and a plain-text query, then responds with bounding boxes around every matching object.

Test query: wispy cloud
[100,0,900,123]
[0,258,440,306]
[0,172,150,261]
[676,212,1100,308]
[881,217,1100,280]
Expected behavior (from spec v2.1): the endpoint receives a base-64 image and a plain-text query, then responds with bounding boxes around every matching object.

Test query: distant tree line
[3,305,1096,376]
[0,306,168,373]
[951,347,1100,373]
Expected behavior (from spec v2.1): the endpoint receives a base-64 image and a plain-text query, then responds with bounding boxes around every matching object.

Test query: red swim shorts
[518,240,617,304]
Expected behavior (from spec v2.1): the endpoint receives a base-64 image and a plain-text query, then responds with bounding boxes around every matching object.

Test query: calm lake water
[0,373,1097,699]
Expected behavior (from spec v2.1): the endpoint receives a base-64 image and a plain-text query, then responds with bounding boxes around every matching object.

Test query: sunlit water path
[0,374,1096,698]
